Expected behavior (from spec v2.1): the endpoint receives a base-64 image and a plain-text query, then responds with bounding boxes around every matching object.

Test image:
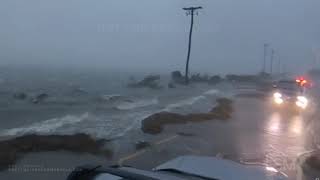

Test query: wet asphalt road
[120,95,319,179]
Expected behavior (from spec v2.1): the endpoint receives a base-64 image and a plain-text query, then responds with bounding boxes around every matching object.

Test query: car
[271,79,309,110]
[66,155,287,180]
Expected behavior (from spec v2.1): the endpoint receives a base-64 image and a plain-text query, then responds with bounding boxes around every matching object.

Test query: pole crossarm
[182,6,203,85]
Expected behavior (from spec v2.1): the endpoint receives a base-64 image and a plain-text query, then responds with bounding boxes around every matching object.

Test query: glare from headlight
[296,96,308,109]
[297,96,308,103]
[273,92,282,99]
[296,101,307,109]
[274,97,283,104]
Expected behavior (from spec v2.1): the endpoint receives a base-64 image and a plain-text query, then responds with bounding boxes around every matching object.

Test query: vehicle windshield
[277,81,300,92]
[0,1,319,180]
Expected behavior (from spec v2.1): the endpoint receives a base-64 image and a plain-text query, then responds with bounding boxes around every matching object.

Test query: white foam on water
[0,113,89,136]
[0,88,234,139]
[163,88,234,114]
[101,94,123,101]
[115,98,158,110]
[164,89,222,111]
[164,95,206,112]
[63,110,155,139]
[0,110,155,139]
[203,89,220,95]
[205,88,234,99]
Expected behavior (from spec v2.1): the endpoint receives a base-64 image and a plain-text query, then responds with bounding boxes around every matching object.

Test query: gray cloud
[0,0,319,74]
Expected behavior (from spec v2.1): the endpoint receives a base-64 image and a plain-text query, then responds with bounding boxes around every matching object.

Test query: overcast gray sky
[0,0,319,74]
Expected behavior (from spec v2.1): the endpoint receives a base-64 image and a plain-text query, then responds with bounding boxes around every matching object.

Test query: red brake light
[295,76,310,87]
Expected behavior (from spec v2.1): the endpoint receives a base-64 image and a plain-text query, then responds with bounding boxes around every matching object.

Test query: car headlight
[296,96,308,109]
[273,92,282,99]
[297,96,308,103]
[274,97,283,104]
[273,92,283,104]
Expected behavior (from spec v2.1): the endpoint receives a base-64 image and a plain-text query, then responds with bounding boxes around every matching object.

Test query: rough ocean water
[0,67,233,140]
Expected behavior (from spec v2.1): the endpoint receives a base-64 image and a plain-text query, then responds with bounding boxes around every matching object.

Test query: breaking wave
[100,94,124,101]
[164,89,222,113]
[0,88,232,139]
[165,95,206,111]
[0,113,90,137]
[0,111,155,139]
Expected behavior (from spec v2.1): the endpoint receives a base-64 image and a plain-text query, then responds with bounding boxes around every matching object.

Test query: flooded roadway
[1,88,319,180]
[120,95,319,179]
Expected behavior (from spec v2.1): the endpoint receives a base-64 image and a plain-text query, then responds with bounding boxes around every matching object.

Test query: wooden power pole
[183,6,202,85]
[263,43,269,73]
[270,49,274,75]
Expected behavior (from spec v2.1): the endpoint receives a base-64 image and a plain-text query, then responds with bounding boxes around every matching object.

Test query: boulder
[141,98,233,134]
[141,112,186,134]
[128,75,162,89]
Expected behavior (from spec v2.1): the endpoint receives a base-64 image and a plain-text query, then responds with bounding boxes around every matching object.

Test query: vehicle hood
[280,90,298,97]
[154,155,288,180]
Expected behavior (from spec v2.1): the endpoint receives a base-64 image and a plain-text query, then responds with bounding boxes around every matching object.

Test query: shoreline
[0,97,234,178]
[0,134,112,171]
[1,93,312,180]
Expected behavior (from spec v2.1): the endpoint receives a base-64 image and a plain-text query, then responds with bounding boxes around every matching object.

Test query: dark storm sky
[0,0,319,74]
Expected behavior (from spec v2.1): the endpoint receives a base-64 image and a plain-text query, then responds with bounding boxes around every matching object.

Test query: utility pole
[270,49,274,75]
[263,43,269,73]
[182,6,202,85]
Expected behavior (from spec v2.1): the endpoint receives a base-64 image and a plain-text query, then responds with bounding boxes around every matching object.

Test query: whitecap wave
[163,88,232,113]
[94,111,153,139]
[165,95,206,112]
[57,110,155,139]
[101,94,123,101]
[203,89,220,95]
[204,88,234,99]
[0,113,89,136]
[115,98,158,110]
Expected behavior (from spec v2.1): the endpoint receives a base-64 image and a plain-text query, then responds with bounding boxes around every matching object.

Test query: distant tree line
[171,70,270,85]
